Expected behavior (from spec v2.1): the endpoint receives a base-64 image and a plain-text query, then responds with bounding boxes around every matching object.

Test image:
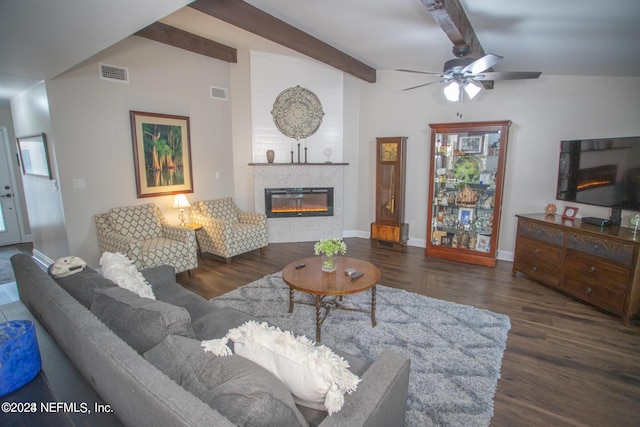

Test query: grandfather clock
[371,136,409,249]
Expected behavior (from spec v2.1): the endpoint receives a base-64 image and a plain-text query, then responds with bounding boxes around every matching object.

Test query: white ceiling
[1,0,639,107]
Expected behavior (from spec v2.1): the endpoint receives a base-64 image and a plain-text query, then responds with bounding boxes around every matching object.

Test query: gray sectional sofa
[10,254,410,427]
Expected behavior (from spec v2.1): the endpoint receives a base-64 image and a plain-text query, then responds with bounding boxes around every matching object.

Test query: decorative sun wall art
[271,85,324,141]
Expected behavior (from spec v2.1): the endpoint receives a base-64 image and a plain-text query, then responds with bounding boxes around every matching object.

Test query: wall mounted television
[556,136,640,223]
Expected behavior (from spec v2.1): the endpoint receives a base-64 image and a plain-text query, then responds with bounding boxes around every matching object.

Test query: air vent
[99,63,129,83]
[210,86,228,100]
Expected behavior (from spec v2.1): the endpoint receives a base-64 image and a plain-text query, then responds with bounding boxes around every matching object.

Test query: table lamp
[173,194,191,227]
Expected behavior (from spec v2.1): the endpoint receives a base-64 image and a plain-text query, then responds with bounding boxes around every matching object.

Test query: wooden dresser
[513,213,640,325]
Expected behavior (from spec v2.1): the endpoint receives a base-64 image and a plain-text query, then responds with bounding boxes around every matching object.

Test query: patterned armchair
[95,203,198,274]
[190,197,268,263]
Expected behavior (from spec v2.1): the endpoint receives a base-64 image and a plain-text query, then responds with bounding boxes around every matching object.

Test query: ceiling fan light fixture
[464,81,481,99]
[443,81,460,102]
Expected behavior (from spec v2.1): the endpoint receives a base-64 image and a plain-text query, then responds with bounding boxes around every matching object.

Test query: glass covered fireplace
[265,187,334,218]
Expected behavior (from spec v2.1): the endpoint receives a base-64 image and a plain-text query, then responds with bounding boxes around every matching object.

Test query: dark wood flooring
[177,237,640,427]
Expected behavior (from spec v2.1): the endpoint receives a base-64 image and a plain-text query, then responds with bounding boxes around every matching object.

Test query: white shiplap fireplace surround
[252,164,347,243]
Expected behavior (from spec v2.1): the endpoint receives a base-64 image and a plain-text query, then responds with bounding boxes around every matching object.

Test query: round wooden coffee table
[282,256,380,342]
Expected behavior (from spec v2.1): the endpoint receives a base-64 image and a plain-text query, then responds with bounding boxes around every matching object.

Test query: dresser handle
[532,266,538,272]
[585,287,593,295]
[534,249,540,255]
[589,266,596,273]
[593,244,599,252]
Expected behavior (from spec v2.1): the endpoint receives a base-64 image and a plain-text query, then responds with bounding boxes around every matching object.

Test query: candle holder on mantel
[290,150,294,163]
[304,147,308,163]
[297,143,301,163]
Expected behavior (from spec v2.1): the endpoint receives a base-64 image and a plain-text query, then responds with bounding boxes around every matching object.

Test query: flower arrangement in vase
[314,238,346,272]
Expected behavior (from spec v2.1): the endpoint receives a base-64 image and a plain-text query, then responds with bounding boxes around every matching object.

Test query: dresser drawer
[517,220,564,246]
[514,236,563,286]
[561,250,630,315]
[566,232,634,266]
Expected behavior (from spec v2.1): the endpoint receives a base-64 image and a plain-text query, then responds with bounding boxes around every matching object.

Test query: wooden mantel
[248,163,348,166]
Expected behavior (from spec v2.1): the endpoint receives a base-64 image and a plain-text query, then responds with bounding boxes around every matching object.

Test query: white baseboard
[343,229,426,248]
[32,249,54,270]
[497,250,514,262]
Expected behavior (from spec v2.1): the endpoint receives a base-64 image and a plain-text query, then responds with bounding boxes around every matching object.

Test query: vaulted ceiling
[1,0,639,107]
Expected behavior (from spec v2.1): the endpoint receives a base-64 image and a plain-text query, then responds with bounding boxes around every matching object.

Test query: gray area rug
[211,272,511,427]
[0,246,21,285]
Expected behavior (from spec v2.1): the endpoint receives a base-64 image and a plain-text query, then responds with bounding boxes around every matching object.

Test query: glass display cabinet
[426,121,511,266]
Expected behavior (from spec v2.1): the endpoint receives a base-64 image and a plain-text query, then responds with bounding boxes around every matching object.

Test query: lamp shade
[464,81,481,99]
[443,81,460,102]
[173,194,191,209]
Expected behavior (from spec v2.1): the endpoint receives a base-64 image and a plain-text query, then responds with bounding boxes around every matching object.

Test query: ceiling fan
[401,0,541,115]
[398,45,541,100]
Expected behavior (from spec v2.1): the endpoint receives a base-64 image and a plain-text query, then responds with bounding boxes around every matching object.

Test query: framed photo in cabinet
[458,208,474,225]
[476,235,491,252]
[459,136,483,154]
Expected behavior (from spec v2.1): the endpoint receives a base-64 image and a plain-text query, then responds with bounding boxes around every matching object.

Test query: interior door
[0,128,22,245]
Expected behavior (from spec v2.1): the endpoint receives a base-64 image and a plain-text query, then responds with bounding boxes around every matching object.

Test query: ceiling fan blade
[397,69,443,75]
[402,80,446,91]
[461,54,503,75]
[473,71,542,81]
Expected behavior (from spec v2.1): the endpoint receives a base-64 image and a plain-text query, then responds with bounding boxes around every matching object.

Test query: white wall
[250,51,344,164]
[45,36,234,267]
[11,82,68,263]
[11,29,640,268]
[358,72,640,259]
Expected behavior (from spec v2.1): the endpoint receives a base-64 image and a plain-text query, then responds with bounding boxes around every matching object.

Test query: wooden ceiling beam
[136,21,237,63]
[420,0,493,89]
[189,0,376,83]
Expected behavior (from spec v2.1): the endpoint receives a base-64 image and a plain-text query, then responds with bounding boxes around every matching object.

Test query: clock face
[380,143,398,161]
[563,206,578,219]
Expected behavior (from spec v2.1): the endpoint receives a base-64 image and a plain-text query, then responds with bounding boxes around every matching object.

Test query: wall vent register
[99,63,129,83]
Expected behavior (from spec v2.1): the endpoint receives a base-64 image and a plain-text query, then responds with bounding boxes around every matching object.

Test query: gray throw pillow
[144,334,309,427]
[55,267,116,308]
[152,281,216,322]
[90,287,194,353]
[191,307,255,341]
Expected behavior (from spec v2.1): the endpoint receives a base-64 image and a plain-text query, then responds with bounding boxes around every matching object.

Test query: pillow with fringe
[201,320,360,415]
[99,252,155,299]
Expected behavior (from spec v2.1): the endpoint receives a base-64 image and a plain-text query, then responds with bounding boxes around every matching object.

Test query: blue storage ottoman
[0,320,42,396]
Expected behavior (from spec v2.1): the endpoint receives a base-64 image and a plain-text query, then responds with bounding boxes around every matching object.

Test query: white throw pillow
[99,252,155,299]
[201,320,360,415]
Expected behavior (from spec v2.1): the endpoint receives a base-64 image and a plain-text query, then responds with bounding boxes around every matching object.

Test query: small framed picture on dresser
[562,206,578,220]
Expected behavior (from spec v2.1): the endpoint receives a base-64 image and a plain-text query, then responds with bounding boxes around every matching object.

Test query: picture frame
[17,133,52,178]
[562,206,578,220]
[476,234,491,252]
[130,111,193,198]
[440,235,453,247]
[432,230,447,245]
[458,207,474,225]
[459,136,484,154]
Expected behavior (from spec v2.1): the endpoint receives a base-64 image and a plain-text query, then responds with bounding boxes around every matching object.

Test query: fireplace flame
[272,207,328,213]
